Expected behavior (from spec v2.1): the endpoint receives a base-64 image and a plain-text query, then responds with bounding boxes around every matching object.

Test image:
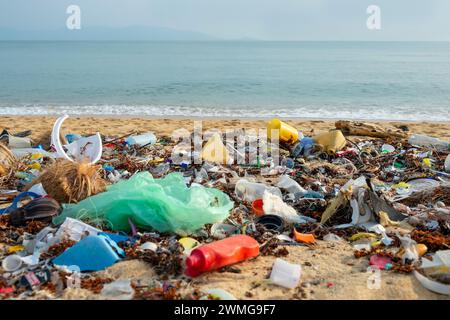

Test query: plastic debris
[235,179,282,202]
[269,258,301,289]
[54,172,233,235]
[51,115,103,164]
[55,217,102,242]
[52,235,125,272]
[293,230,316,244]
[312,130,346,154]
[201,133,232,164]
[202,288,237,300]
[185,235,259,277]
[125,133,156,147]
[101,279,135,300]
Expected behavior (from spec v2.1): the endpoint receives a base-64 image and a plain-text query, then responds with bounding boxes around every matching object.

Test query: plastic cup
[267,119,299,144]
[270,258,301,289]
[2,254,23,272]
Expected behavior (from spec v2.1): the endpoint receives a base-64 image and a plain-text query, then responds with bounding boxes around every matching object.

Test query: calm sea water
[0,41,449,121]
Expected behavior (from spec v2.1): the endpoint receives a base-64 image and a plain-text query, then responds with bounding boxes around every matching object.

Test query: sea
[0,41,449,121]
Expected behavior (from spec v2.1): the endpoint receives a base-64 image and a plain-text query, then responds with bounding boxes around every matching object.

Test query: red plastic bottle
[185,235,260,277]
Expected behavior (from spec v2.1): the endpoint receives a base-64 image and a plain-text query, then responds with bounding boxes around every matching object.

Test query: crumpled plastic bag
[262,191,305,223]
[53,172,234,235]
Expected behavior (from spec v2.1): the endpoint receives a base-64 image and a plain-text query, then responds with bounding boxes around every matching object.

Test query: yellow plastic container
[30,153,43,160]
[27,162,41,170]
[267,118,299,144]
[312,130,347,154]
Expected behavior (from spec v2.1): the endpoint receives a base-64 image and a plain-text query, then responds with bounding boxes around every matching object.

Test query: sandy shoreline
[1,115,449,300]
[1,116,449,146]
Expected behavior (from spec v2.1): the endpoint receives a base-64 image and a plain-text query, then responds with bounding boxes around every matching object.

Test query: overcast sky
[0,0,449,40]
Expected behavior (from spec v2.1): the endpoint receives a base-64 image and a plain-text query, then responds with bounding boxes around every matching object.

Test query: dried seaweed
[133,282,183,300]
[125,239,185,278]
[40,239,77,260]
[411,230,450,252]
[81,277,113,294]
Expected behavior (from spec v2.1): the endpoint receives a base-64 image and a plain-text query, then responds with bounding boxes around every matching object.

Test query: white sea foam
[0,104,449,122]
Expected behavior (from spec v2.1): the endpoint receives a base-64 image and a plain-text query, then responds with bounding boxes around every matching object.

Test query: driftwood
[335,120,408,139]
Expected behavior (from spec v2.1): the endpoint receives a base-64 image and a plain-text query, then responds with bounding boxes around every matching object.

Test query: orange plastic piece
[251,199,264,216]
[293,229,316,244]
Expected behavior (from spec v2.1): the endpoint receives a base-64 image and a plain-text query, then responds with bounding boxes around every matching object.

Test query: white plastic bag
[101,279,134,300]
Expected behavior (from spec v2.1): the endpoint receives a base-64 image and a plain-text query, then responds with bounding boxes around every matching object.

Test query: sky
[0,0,449,40]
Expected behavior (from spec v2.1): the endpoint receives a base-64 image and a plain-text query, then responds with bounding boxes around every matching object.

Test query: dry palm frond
[0,143,20,188]
[29,160,107,203]
[0,143,16,172]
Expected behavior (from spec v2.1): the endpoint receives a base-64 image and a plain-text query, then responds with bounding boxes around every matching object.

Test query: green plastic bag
[53,172,234,235]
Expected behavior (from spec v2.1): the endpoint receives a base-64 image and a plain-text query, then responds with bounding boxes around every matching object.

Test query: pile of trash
[0,116,449,299]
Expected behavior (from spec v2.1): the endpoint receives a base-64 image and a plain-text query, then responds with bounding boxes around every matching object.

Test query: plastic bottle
[280,158,295,169]
[235,179,282,202]
[267,119,299,144]
[185,235,260,277]
[408,134,449,150]
[125,133,157,147]
[276,175,306,195]
[151,163,170,176]
[290,137,315,157]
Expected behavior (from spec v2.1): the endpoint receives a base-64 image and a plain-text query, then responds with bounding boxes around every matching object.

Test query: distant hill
[0,26,218,41]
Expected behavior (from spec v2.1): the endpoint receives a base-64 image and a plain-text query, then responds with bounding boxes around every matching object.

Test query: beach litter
[0,118,449,299]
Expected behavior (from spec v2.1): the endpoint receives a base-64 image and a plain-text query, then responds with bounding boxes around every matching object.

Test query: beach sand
[1,116,449,300]
[1,116,449,146]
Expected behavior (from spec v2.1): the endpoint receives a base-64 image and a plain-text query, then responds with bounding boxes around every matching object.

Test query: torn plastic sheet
[327,176,406,229]
[55,217,102,242]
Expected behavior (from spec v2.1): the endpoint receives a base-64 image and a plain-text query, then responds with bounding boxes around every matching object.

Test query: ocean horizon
[1,41,449,121]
